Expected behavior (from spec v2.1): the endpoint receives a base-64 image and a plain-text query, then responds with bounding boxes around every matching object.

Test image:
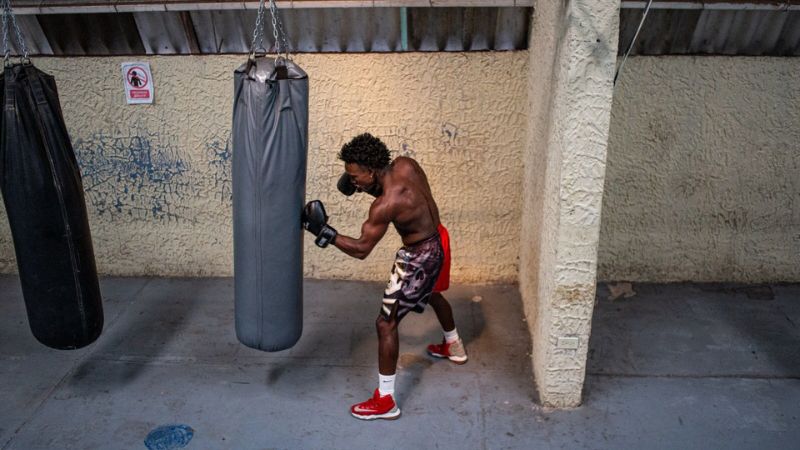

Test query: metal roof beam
[11,0,535,15]
[12,1,797,14]
[621,1,800,10]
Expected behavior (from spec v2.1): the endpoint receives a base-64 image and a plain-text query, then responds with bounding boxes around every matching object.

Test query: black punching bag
[232,57,308,351]
[0,63,103,349]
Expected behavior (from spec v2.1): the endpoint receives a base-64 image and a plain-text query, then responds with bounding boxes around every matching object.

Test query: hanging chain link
[2,2,9,63]
[10,3,27,59]
[250,0,290,60]
[268,0,290,59]
[250,0,267,56]
[2,0,29,65]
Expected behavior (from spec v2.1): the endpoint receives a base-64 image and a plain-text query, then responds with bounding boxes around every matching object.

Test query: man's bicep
[359,211,390,246]
[359,202,391,246]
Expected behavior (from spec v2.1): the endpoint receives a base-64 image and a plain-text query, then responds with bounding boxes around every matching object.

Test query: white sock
[378,373,395,397]
[443,327,460,344]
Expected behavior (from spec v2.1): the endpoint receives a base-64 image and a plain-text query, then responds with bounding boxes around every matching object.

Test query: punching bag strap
[24,65,48,106]
[4,65,14,111]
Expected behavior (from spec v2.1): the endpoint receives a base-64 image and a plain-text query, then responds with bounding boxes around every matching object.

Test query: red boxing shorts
[432,224,450,293]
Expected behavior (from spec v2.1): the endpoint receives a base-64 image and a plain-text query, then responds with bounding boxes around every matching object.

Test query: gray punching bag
[232,57,308,351]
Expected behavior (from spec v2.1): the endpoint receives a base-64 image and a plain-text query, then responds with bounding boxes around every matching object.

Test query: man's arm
[334,199,391,260]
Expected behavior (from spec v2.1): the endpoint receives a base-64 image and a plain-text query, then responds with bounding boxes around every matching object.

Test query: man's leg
[376,310,400,375]
[427,292,468,364]
[428,292,455,332]
[350,308,402,420]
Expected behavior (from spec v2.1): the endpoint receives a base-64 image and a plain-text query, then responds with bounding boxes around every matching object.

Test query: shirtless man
[302,133,468,420]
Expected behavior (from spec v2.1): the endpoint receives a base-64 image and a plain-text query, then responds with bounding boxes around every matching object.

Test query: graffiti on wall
[74,129,194,222]
[205,132,232,203]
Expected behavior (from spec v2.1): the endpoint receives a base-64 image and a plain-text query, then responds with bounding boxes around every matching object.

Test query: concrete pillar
[520,1,620,407]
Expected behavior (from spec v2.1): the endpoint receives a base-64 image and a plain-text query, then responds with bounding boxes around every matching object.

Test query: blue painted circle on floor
[144,424,194,450]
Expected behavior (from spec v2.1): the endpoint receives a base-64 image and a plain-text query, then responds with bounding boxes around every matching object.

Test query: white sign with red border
[121,62,154,104]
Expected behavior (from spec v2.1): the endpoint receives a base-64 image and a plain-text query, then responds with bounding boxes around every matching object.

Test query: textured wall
[520,0,562,407]
[0,53,528,282]
[600,57,800,283]
[521,1,619,407]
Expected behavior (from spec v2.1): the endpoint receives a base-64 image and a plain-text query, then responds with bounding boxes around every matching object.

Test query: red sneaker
[427,338,468,364]
[350,389,401,420]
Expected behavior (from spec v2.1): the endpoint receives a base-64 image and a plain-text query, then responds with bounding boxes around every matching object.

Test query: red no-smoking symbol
[126,67,148,89]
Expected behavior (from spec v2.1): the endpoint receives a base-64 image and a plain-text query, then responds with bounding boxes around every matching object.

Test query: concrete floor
[0,275,798,449]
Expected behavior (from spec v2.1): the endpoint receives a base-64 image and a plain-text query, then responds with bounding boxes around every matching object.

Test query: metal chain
[250,0,267,56]
[9,3,27,59]
[2,0,11,63]
[276,13,289,58]
[268,0,290,59]
[269,1,278,49]
[250,0,291,60]
[2,0,29,64]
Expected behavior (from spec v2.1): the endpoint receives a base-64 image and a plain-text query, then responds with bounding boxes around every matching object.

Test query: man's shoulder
[368,195,395,222]
[393,156,417,166]
[392,156,421,174]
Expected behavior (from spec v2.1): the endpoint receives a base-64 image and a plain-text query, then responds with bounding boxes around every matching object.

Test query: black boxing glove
[337,172,356,196]
[302,200,337,248]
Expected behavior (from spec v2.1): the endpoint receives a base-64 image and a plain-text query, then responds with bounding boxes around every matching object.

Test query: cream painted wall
[521,0,619,407]
[600,57,800,283]
[0,54,528,282]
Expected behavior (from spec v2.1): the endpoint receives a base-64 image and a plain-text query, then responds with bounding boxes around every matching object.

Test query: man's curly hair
[338,133,391,170]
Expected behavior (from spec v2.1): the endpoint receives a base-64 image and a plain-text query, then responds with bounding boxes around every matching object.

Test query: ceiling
[2,1,799,56]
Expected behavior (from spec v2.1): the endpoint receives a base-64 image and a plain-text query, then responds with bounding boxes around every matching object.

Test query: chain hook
[268,0,290,60]
[249,0,291,74]
[249,0,266,61]
[2,0,29,66]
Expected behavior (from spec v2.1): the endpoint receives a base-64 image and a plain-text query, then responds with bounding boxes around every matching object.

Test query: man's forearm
[333,234,370,260]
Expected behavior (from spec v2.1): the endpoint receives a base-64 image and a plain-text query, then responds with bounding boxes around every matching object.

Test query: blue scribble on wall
[441,122,459,145]
[205,132,232,203]
[144,424,194,450]
[74,130,193,222]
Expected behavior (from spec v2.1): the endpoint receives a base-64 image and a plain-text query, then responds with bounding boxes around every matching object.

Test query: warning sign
[121,62,154,104]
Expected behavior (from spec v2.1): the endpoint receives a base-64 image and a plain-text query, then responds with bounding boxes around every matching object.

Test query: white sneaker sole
[351,407,401,421]
[427,350,468,365]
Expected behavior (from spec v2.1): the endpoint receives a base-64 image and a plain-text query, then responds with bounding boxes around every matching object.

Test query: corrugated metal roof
[4,14,52,55]
[2,6,531,55]
[619,8,800,56]
[410,7,528,51]
[134,11,199,54]
[9,1,536,13]
[4,2,799,57]
[36,13,146,55]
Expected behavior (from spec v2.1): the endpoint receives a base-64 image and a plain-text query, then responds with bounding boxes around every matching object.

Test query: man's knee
[375,314,398,335]
[429,292,447,307]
